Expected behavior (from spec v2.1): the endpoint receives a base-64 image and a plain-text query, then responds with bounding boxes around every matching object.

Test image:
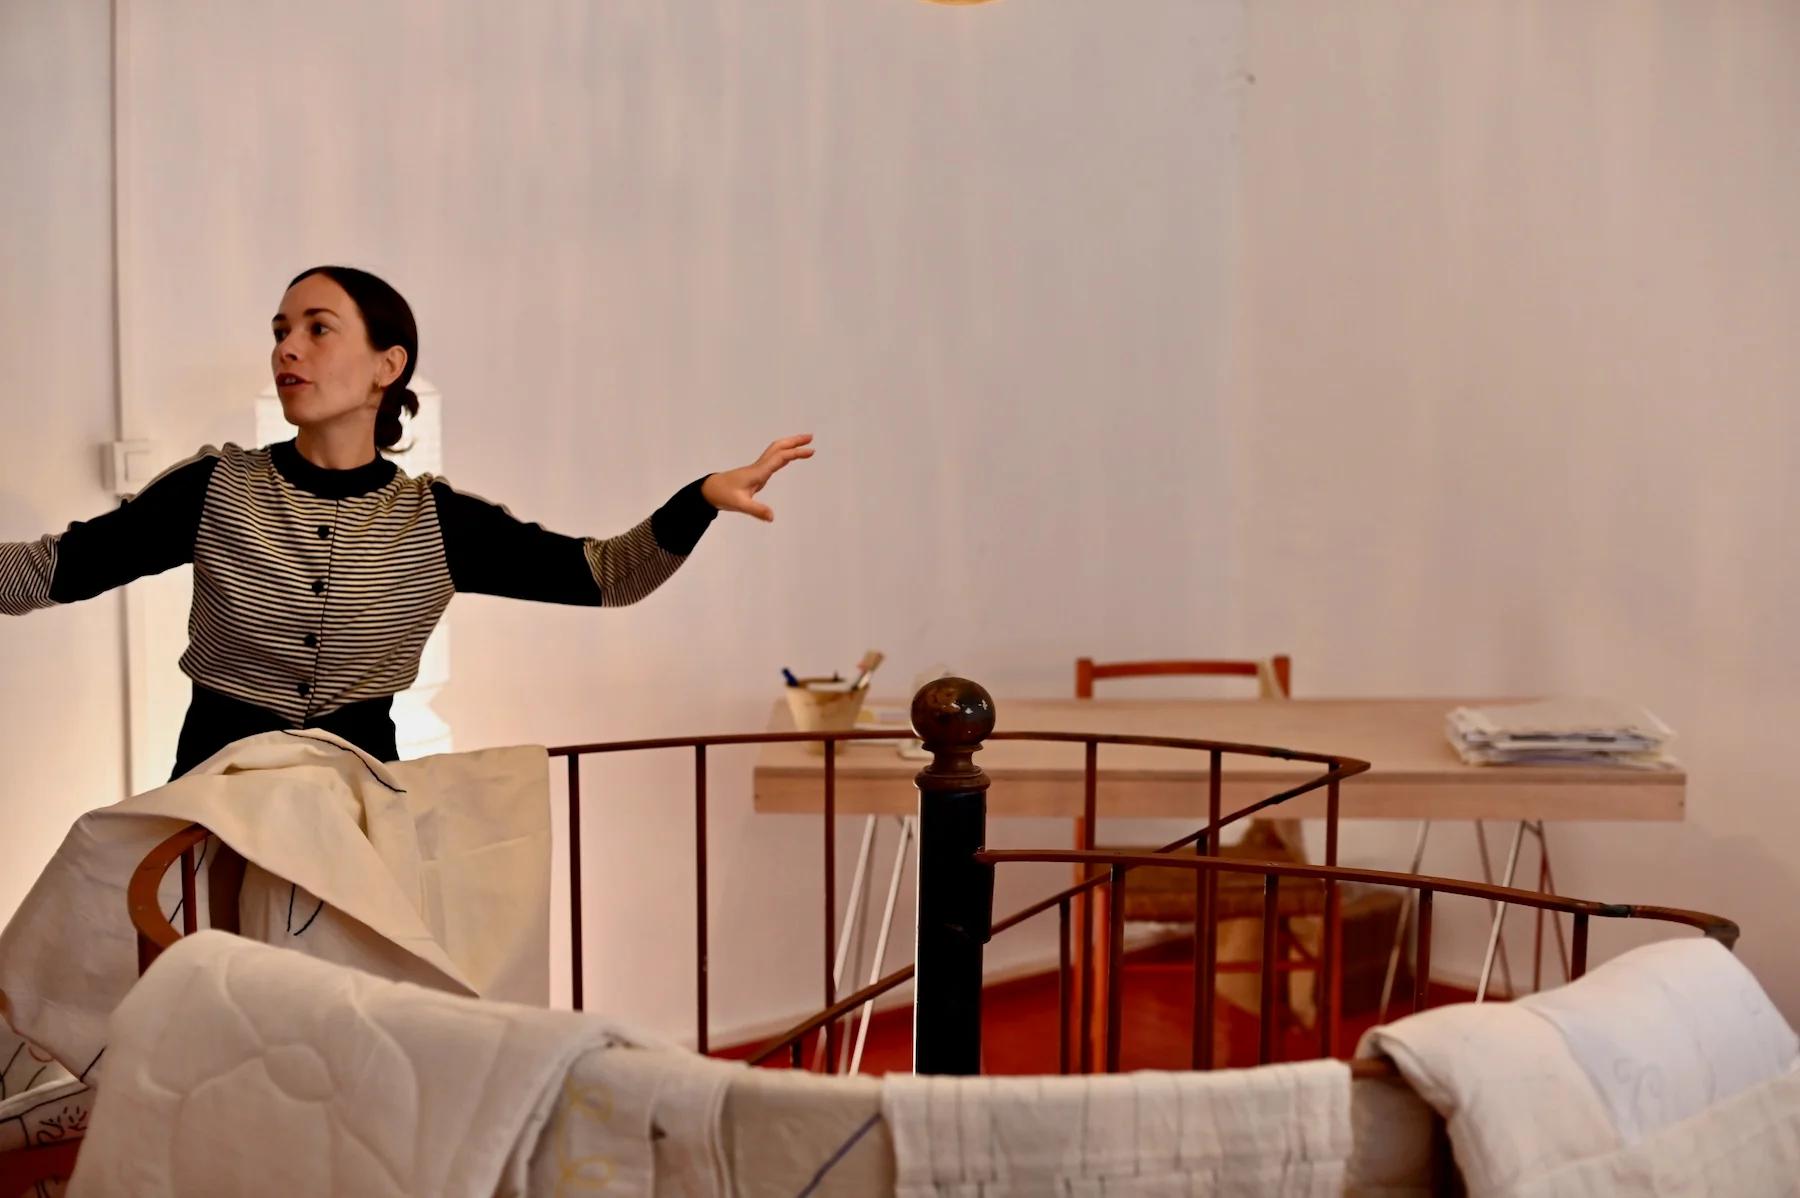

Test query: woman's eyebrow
[271,307,341,324]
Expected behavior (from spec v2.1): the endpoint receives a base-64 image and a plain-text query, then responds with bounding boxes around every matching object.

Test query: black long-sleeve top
[1,440,716,774]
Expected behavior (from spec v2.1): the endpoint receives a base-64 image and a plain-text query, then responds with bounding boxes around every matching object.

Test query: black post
[911,676,996,1076]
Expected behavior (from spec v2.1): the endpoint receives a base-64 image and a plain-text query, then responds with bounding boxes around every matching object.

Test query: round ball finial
[910,677,996,750]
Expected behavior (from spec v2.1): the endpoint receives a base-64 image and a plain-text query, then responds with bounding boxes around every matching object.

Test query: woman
[0,265,812,778]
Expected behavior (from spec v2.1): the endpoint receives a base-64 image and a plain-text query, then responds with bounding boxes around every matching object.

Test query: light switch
[101,440,159,497]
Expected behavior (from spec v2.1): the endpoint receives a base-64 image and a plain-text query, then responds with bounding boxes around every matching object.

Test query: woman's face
[270,273,405,431]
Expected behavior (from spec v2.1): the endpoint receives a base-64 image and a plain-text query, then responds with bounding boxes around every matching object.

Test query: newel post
[911,676,996,1075]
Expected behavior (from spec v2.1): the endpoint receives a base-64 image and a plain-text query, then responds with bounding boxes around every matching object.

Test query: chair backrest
[1075,655,1292,700]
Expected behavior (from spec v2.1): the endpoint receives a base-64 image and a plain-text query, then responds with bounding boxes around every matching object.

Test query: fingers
[728,435,810,520]
[763,433,814,458]
[766,446,814,473]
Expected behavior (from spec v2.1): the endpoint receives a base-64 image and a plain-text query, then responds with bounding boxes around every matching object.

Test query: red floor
[720,939,1482,1075]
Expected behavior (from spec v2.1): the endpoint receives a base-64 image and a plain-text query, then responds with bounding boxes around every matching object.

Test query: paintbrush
[847,650,885,693]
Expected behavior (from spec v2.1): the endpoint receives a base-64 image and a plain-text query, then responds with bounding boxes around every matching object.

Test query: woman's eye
[312,323,329,336]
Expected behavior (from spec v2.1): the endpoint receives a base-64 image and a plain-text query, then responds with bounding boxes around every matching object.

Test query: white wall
[5,0,1795,1044]
[4,0,1247,1042]
[1226,0,1800,1012]
[0,0,125,922]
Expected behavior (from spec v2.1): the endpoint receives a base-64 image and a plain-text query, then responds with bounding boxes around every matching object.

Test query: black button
[317,526,331,539]
[297,683,311,697]
[302,633,318,648]
[312,579,326,595]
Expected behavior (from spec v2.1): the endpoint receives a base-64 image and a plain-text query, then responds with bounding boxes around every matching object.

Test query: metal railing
[129,676,1738,1081]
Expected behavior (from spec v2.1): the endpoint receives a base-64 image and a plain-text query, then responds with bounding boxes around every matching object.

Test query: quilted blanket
[0,730,551,1080]
[66,931,678,1198]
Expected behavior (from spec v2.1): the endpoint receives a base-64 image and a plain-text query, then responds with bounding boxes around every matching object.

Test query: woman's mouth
[275,373,310,391]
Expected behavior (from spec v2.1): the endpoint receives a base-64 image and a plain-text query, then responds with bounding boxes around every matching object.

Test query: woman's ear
[376,345,409,389]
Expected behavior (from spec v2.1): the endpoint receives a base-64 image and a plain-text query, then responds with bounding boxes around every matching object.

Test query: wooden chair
[1072,655,1325,1063]
[1073,653,1301,861]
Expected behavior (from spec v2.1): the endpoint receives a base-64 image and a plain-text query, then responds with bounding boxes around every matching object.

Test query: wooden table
[753,695,1685,1067]
[752,697,1687,822]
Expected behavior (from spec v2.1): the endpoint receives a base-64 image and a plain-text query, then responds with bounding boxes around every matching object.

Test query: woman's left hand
[702,434,815,522]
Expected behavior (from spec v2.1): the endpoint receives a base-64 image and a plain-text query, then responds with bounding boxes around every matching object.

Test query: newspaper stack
[1445,698,1676,768]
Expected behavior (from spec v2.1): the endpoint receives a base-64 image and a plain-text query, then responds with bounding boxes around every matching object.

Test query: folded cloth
[0,730,550,1079]
[68,931,694,1198]
[881,1059,1350,1197]
[1359,937,1800,1197]
[522,1038,741,1197]
[714,1068,892,1197]
[0,1063,90,1159]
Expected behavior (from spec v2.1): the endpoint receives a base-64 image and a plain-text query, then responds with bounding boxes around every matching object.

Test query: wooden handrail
[974,849,1740,946]
[127,824,211,974]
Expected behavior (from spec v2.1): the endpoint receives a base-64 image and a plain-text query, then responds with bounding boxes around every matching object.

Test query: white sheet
[67,931,646,1198]
[0,730,550,1078]
[881,1059,1350,1197]
[1359,937,1800,1197]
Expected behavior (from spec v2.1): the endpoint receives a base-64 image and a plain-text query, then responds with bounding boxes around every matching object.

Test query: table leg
[850,815,915,1074]
[1477,821,1527,1001]
[820,814,880,1072]
[1473,821,1518,998]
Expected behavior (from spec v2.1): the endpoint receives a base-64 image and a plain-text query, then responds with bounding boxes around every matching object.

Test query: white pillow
[1517,938,1798,1142]
[1359,937,1800,1197]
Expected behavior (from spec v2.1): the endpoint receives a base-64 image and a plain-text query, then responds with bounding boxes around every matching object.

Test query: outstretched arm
[1,449,218,616]
[432,433,814,606]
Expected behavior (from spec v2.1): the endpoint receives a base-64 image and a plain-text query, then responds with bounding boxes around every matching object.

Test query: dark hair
[287,265,419,453]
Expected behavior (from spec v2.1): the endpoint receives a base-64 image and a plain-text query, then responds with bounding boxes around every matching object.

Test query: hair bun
[375,383,420,453]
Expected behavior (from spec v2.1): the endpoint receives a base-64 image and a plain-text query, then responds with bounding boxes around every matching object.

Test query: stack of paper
[1445,698,1676,768]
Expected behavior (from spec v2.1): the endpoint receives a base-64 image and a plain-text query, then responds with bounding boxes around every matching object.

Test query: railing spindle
[1106,865,1126,1073]
[1321,777,1340,1058]
[568,754,583,1011]
[1260,874,1280,1064]
[1058,896,1072,1075]
[1533,844,1548,993]
[1196,749,1221,1070]
[1080,739,1098,1074]
[180,847,198,936]
[823,741,838,1069]
[695,745,709,1055]
[1413,889,1433,1013]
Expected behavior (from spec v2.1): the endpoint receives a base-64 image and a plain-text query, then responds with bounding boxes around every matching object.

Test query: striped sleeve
[1,448,219,615]
[430,476,717,607]
[0,537,57,615]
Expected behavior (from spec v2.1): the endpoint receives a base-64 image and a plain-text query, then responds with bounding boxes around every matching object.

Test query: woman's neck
[295,420,379,471]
